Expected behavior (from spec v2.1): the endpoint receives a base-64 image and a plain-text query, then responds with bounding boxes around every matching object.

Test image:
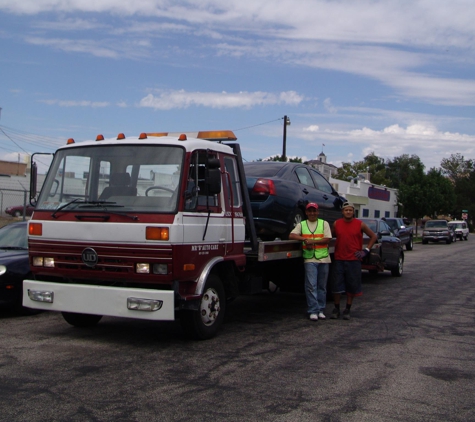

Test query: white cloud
[5,1,475,105]
[139,89,305,110]
[299,122,475,169]
[39,99,110,107]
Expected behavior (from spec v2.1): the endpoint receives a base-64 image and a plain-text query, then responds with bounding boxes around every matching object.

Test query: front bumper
[23,280,175,320]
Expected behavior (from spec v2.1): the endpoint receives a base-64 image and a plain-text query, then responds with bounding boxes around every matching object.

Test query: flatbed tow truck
[23,130,375,339]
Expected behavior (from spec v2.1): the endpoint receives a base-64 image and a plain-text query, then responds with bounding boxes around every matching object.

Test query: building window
[374,210,380,218]
[362,209,369,217]
[385,211,390,218]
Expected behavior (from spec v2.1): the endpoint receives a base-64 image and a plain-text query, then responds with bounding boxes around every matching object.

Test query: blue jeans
[304,262,329,314]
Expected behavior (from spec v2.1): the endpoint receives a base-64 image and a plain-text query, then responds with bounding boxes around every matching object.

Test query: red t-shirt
[334,218,363,261]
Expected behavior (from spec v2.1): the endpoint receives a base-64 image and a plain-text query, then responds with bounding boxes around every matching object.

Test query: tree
[334,152,389,185]
[397,168,455,220]
[440,153,474,182]
[263,155,302,163]
[385,154,425,189]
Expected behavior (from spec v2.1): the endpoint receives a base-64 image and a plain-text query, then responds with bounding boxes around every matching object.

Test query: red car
[5,204,35,217]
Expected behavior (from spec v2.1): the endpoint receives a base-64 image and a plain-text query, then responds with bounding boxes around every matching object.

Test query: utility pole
[282,115,291,161]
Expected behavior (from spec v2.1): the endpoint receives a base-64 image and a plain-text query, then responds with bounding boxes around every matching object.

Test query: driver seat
[99,172,137,200]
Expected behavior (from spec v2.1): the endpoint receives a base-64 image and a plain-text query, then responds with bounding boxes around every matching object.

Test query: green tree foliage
[385,154,425,189]
[334,152,389,185]
[440,153,474,182]
[263,155,302,163]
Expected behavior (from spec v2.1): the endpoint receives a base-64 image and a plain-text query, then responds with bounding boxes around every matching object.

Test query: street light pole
[282,115,291,161]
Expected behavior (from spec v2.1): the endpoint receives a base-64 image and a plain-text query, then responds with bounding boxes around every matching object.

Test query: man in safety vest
[290,202,332,321]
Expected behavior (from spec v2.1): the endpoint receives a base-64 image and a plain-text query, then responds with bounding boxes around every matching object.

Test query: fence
[0,189,31,221]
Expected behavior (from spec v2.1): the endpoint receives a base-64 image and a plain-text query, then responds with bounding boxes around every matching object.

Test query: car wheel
[446,238,451,244]
[13,210,22,217]
[422,239,428,244]
[180,274,225,340]
[406,237,413,251]
[62,312,103,327]
[465,235,468,241]
[391,254,403,277]
[285,208,305,239]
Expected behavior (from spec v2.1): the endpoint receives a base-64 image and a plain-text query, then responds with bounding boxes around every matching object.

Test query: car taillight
[252,178,276,195]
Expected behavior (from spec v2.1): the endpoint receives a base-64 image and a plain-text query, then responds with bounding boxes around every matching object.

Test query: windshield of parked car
[425,220,447,228]
[36,144,184,214]
[0,224,28,249]
[361,219,377,233]
[385,220,398,231]
[449,222,464,229]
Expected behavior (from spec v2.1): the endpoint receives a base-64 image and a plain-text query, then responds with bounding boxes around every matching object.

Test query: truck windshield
[36,144,184,214]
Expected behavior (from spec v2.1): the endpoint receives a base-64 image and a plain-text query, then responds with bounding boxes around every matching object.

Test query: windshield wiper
[77,201,138,220]
[77,200,124,209]
[51,198,85,219]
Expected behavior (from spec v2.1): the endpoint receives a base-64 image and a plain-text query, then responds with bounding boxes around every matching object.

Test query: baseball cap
[306,202,319,210]
[342,202,355,210]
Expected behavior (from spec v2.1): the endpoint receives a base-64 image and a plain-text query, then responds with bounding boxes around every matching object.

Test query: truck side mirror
[30,162,38,201]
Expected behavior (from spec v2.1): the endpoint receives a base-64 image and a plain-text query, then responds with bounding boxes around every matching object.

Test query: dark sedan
[360,218,404,277]
[0,221,34,313]
[244,161,346,240]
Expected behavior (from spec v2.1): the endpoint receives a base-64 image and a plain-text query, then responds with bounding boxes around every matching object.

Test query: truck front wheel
[406,237,413,251]
[62,312,103,327]
[180,274,225,340]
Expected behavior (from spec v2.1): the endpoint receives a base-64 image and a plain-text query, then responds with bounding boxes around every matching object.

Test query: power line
[233,117,283,132]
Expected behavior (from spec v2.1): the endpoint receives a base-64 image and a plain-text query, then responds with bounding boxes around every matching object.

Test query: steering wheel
[145,186,175,196]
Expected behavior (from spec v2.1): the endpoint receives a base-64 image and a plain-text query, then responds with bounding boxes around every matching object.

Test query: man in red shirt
[331,202,377,320]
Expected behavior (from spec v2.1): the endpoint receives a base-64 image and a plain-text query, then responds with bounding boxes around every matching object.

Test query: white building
[330,173,399,219]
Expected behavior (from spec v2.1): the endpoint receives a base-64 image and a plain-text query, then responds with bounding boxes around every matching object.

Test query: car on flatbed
[244,161,346,240]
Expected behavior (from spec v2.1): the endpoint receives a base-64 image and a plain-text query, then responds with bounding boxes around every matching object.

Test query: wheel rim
[398,257,403,274]
[294,212,303,227]
[200,287,221,326]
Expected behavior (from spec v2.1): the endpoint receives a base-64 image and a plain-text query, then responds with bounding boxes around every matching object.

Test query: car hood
[0,249,28,263]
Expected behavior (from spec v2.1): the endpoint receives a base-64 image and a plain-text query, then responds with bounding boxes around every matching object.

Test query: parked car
[383,217,414,250]
[244,161,346,240]
[360,218,404,276]
[422,220,451,244]
[5,204,35,217]
[448,220,469,241]
[0,221,35,314]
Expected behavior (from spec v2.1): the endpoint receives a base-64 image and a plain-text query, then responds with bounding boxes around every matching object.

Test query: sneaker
[309,313,319,321]
[318,312,326,320]
[330,308,340,319]
[342,309,351,320]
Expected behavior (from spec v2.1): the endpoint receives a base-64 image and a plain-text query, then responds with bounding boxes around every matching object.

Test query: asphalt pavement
[1,239,475,421]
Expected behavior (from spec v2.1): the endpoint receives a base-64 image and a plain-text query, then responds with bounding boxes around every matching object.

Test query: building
[330,173,399,219]
[0,159,28,177]
[306,152,338,180]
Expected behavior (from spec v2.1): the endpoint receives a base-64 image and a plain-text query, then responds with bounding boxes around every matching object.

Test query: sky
[1,0,475,172]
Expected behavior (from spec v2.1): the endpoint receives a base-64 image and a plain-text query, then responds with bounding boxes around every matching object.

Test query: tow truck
[23,130,316,339]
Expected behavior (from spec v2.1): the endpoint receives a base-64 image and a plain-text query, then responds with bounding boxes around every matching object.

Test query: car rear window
[244,163,282,177]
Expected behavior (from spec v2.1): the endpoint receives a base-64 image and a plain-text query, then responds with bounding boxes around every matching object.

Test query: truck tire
[406,237,413,251]
[62,312,103,327]
[390,254,404,277]
[180,274,225,340]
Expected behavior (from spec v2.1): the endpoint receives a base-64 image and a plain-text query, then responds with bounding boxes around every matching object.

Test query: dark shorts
[332,260,363,297]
